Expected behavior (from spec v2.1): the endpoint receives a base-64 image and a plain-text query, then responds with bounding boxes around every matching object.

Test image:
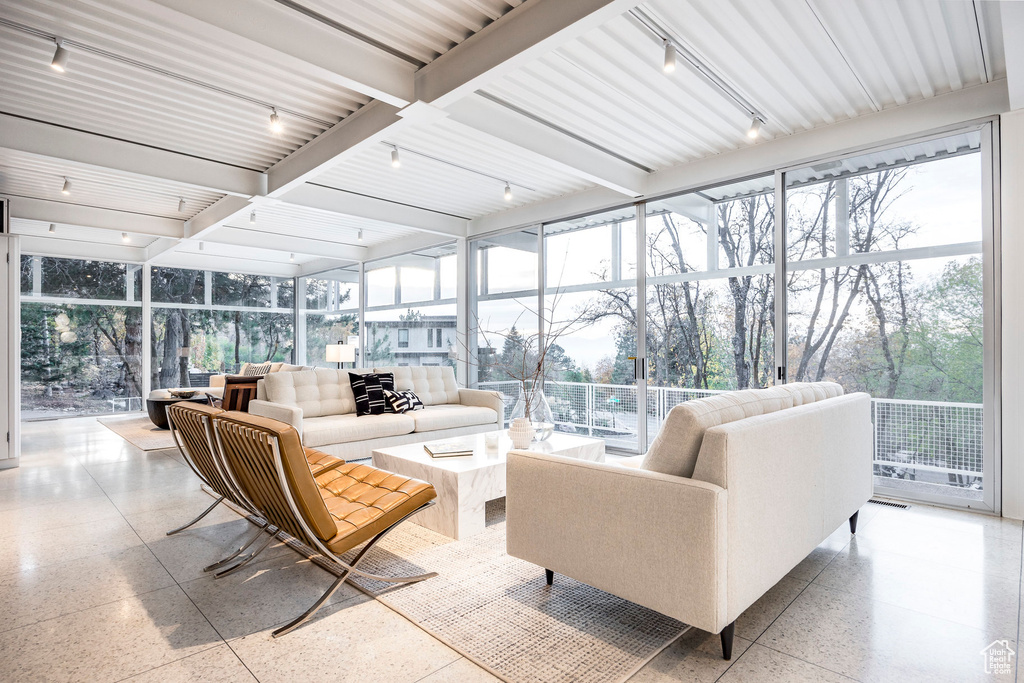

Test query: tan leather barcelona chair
[166,402,345,576]
[211,411,438,637]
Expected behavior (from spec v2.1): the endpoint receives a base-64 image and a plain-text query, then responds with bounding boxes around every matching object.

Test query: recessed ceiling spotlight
[198,241,205,251]
[121,232,130,243]
[357,229,363,242]
[51,38,69,72]
[269,108,283,134]
[178,197,186,213]
[747,117,762,140]
[663,40,676,73]
[61,177,71,195]
[390,145,401,168]
[48,223,56,234]
[250,210,256,224]
[289,253,295,262]
[504,183,513,202]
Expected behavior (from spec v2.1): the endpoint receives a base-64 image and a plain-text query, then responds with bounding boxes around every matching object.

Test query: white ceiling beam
[154,251,299,278]
[17,235,147,263]
[415,0,640,109]
[444,95,647,196]
[144,238,182,263]
[209,226,367,261]
[0,114,266,198]
[144,0,415,106]
[1003,1,1024,111]
[9,197,184,239]
[280,183,468,238]
[297,257,357,277]
[364,231,460,263]
[184,195,254,240]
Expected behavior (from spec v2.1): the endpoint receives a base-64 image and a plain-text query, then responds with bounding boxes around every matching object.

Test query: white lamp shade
[326,344,356,363]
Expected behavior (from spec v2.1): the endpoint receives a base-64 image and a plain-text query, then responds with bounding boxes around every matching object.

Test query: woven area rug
[98,415,176,451]
[341,500,689,683]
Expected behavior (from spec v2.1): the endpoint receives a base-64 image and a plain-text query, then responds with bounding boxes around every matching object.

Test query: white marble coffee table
[372,430,604,540]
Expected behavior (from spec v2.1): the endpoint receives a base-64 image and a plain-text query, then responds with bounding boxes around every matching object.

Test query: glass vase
[509,383,554,441]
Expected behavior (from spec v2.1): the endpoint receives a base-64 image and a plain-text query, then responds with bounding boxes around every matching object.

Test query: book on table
[424,439,475,458]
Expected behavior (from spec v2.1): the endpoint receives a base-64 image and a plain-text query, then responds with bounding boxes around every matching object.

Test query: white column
[1000,111,1024,519]
[456,238,469,386]
[0,235,21,469]
[294,277,306,366]
[141,263,152,403]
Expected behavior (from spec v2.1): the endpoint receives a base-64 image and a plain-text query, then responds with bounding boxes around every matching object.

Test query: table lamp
[326,342,356,369]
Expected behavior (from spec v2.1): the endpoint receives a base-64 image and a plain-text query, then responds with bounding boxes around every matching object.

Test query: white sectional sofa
[505,382,873,660]
[248,366,504,461]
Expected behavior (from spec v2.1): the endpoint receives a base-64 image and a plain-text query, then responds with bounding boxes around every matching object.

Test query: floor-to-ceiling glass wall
[644,176,776,439]
[363,244,457,369]
[20,256,143,418]
[300,264,360,368]
[543,207,640,451]
[150,267,294,390]
[782,128,993,508]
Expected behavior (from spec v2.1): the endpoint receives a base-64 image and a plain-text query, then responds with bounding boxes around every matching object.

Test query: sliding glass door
[781,126,996,511]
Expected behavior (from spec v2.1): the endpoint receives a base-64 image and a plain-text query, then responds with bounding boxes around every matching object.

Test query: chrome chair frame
[211,418,437,637]
[167,407,280,574]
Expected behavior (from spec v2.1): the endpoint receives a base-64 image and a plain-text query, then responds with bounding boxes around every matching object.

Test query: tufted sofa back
[641,382,844,479]
[376,366,459,406]
[262,368,367,418]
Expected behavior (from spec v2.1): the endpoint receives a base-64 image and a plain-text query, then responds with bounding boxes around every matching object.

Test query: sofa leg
[720,621,735,660]
[849,511,859,534]
[545,569,554,586]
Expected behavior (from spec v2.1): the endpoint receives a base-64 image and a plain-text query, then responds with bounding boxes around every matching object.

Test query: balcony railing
[479,381,984,487]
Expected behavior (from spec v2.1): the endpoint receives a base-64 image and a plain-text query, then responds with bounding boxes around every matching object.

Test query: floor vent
[868,499,909,509]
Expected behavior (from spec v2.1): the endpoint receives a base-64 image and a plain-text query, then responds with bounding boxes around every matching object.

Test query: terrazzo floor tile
[786,524,854,582]
[0,544,175,632]
[735,575,808,641]
[718,643,857,682]
[760,583,1017,682]
[816,540,1021,634]
[0,585,222,683]
[0,514,145,577]
[180,553,364,640]
[416,656,502,682]
[0,476,107,512]
[0,463,98,493]
[87,457,195,495]
[227,596,462,683]
[120,643,257,683]
[105,477,218,516]
[628,628,753,683]
[0,494,123,536]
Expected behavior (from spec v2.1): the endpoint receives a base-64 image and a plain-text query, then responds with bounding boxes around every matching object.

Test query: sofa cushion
[349,372,387,416]
[641,386,795,478]
[302,413,416,448]
[774,381,844,406]
[411,404,498,432]
[263,369,361,418]
[380,366,459,406]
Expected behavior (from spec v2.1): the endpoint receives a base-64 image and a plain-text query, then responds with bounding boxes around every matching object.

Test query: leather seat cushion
[304,447,344,476]
[301,413,415,448]
[315,463,437,554]
[410,405,498,432]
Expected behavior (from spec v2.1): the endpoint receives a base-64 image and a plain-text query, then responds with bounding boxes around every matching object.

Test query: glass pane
[21,303,143,417]
[364,304,456,367]
[302,266,360,368]
[20,255,33,295]
[545,208,636,286]
[475,229,538,295]
[40,257,127,300]
[212,272,272,307]
[366,266,396,307]
[785,131,985,503]
[151,267,204,304]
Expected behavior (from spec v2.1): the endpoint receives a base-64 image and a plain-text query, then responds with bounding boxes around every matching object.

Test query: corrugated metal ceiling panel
[0,0,370,170]
[292,0,522,64]
[0,148,223,218]
[10,217,159,248]
[223,201,422,247]
[482,0,1003,173]
[315,117,591,219]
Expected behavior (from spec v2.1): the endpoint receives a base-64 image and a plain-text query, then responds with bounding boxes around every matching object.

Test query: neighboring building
[366,315,457,366]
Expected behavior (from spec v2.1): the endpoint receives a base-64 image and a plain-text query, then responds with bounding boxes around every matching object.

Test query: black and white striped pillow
[349,372,387,416]
[383,389,424,414]
[244,362,272,376]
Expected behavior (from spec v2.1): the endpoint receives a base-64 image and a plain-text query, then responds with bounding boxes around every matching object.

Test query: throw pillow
[349,372,386,416]
[376,372,397,412]
[384,389,424,414]
[244,362,272,376]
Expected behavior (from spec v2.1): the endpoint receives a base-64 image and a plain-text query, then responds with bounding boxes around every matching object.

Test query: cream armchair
[506,383,873,660]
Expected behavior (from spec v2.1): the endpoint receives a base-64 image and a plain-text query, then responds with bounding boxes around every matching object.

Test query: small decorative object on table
[169,390,197,399]
[424,440,474,458]
[508,417,535,449]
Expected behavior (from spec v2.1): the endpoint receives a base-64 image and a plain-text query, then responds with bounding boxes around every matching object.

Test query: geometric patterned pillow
[376,372,396,411]
[383,389,424,414]
[243,362,272,376]
[349,372,386,416]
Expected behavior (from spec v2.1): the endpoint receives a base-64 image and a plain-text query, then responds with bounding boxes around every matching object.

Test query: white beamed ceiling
[219,201,422,247]
[315,117,592,219]
[0,147,223,218]
[0,0,369,170]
